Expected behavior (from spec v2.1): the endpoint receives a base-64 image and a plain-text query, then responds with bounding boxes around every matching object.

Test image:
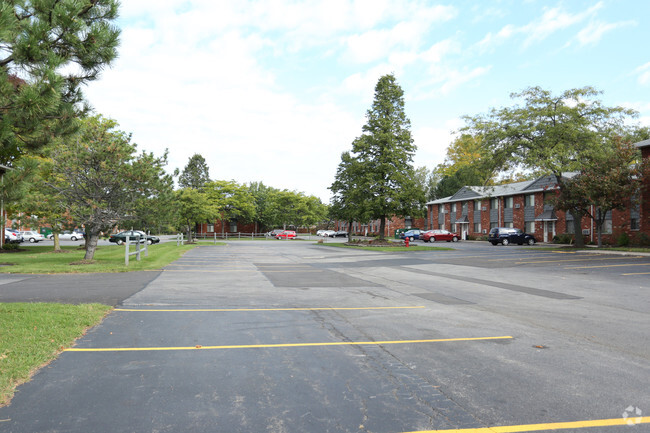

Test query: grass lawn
[0,242,197,274]
[0,303,112,406]
[316,243,454,252]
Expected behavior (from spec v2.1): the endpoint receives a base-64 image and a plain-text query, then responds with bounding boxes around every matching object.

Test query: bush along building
[426,139,650,245]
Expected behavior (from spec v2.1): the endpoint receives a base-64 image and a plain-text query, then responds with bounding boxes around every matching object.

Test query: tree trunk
[570,210,584,248]
[84,233,99,261]
[379,216,386,240]
[53,233,61,252]
[347,219,353,242]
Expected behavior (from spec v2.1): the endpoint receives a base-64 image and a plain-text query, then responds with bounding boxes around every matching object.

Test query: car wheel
[502,239,509,246]
[430,237,436,242]
[29,238,36,243]
[527,238,535,245]
[117,239,124,245]
[490,242,497,246]
[147,239,153,245]
[70,236,77,241]
[409,236,414,241]
[452,236,458,242]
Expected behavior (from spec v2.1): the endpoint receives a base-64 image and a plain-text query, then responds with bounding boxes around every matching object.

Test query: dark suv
[488,227,536,246]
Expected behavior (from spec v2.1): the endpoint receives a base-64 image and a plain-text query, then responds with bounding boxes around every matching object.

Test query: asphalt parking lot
[0,240,648,432]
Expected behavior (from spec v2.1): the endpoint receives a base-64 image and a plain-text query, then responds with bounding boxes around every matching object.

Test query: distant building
[426,139,650,244]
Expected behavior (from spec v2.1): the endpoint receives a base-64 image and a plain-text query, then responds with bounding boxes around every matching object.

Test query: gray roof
[425,173,580,205]
[635,138,650,149]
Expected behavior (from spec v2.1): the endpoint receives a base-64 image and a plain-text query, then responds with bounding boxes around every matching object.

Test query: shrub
[617,232,630,247]
[2,243,19,251]
[553,233,574,244]
[633,232,650,247]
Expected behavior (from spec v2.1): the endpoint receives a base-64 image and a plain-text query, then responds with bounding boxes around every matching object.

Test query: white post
[125,235,130,265]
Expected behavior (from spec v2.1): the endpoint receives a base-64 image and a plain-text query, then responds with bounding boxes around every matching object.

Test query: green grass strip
[0,242,198,274]
[0,302,112,405]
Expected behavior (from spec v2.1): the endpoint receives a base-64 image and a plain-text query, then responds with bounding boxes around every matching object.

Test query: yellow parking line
[516,256,643,265]
[623,272,650,275]
[114,306,426,312]
[403,416,650,432]
[65,335,512,352]
[565,263,650,270]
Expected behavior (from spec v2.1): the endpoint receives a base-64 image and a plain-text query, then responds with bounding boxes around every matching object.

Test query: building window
[631,218,640,231]
[229,221,237,232]
[475,200,481,211]
[525,221,535,233]
[504,197,513,208]
[603,219,612,234]
[490,197,498,210]
[207,224,214,232]
[405,217,412,228]
[473,223,481,233]
[504,222,514,228]
[438,204,444,213]
[451,203,457,212]
[525,194,535,207]
[490,221,499,229]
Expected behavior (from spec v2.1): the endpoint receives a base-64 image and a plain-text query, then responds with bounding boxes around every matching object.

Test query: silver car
[20,231,45,243]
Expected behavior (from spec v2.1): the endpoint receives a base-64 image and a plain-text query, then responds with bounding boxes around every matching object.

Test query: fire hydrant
[405,236,410,248]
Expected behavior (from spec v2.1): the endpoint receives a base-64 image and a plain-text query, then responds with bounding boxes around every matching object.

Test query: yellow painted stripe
[622,272,650,275]
[65,335,512,352]
[516,256,643,265]
[565,263,650,269]
[403,416,650,432]
[114,306,426,312]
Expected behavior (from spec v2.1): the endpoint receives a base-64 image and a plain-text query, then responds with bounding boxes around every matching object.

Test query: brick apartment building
[426,139,650,244]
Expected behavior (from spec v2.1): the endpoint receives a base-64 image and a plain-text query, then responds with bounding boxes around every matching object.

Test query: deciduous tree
[48,116,173,260]
[462,86,635,247]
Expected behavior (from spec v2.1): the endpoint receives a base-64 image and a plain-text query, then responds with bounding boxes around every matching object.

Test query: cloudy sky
[84,0,650,202]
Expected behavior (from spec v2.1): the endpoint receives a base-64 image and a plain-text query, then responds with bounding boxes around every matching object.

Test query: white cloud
[634,62,650,86]
[474,2,605,52]
[575,20,635,46]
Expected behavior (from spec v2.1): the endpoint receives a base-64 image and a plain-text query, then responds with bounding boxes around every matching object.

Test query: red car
[421,229,459,243]
[275,230,297,239]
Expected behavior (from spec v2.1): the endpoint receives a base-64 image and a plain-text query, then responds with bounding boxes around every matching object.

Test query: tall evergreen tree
[178,153,210,189]
[0,0,120,165]
[348,74,423,240]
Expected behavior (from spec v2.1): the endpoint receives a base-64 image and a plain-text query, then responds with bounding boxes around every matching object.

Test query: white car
[321,230,336,237]
[47,231,84,241]
[20,231,45,243]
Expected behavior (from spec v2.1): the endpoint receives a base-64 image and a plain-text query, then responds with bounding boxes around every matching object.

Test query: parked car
[422,229,459,243]
[400,229,422,241]
[4,229,22,244]
[332,230,348,237]
[488,227,536,246]
[321,230,336,237]
[6,229,23,243]
[267,229,285,237]
[19,231,44,243]
[275,230,297,239]
[109,230,160,245]
[47,230,84,241]
[316,230,328,236]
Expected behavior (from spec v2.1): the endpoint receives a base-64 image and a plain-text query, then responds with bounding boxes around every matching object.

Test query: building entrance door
[544,221,556,243]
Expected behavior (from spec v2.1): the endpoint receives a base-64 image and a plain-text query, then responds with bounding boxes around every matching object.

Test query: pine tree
[0,0,120,165]
[347,74,424,240]
[179,154,211,189]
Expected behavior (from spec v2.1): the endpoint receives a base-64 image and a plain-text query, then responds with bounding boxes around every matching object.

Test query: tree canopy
[461,86,637,246]
[178,153,210,189]
[0,0,120,165]
[333,74,424,239]
[43,116,172,260]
